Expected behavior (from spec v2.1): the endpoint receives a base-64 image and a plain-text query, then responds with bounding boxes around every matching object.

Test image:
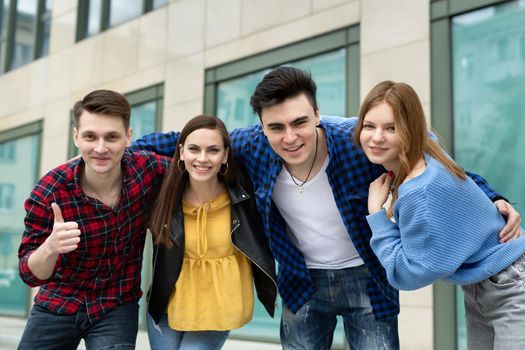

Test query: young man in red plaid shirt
[17,90,170,349]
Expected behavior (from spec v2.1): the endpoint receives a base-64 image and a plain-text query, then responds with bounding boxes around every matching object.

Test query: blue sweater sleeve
[367,208,449,291]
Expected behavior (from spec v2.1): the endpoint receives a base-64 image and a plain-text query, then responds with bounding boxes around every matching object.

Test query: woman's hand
[368,172,393,214]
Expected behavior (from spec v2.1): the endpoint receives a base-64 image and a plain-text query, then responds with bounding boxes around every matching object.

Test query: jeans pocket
[488,263,524,287]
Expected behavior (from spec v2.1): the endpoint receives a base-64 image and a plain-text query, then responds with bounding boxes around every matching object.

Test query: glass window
[109,0,142,27]
[207,27,358,347]
[0,125,41,316]
[86,0,102,37]
[37,0,52,57]
[0,0,51,73]
[451,1,525,348]
[11,0,37,69]
[130,101,156,140]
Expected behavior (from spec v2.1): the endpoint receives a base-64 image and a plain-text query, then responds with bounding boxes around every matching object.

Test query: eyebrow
[266,115,309,128]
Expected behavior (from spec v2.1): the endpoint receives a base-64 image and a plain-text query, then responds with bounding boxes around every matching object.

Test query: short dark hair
[72,89,131,129]
[250,66,318,118]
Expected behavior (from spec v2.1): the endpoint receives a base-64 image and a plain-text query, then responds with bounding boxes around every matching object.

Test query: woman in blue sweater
[355,80,525,349]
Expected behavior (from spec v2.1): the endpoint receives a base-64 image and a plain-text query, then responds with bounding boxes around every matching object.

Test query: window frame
[203,25,360,118]
[430,1,510,349]
[0,0,51,73]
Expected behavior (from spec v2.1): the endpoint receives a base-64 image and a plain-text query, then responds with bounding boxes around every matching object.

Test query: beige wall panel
[103,22,140,83]
[0,68,30,118]
[27,58,50,108]
[72,37,105,92]
[400,286,432,308]
[205,0,242,47]
[361,40,430,105]
[165,53,204,106]
[312,0,357,12]
[241,0,311,36]
[102,66,166,96]
[0,111,41,133]
[138,9,169,70]
[43,98,71,139]
[50,10,77,54]
[167,0,205,60]
[163,99,204,132]
[361,0,429,55]
[47,48,74,101]
[205,1,359,68]
[399,305,433,350]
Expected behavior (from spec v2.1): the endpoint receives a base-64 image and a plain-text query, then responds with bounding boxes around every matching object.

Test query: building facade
[0,0,524,349]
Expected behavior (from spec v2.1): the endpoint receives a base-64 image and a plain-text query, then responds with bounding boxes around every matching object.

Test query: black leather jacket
[147,179,277,325]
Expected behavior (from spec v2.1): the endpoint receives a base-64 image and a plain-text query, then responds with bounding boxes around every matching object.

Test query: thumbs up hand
[45,203,81,255]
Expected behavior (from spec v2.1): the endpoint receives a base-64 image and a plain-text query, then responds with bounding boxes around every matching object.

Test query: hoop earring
[219,162,229,176]
[177,160,186,173]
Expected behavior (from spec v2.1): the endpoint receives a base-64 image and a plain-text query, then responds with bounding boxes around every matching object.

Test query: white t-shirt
[272,157,364,269]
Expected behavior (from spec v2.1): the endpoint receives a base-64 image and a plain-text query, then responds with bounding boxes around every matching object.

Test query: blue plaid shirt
[130,117,502,321]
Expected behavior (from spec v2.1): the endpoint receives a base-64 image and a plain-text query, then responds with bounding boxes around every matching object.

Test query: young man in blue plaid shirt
[131,67,521,349]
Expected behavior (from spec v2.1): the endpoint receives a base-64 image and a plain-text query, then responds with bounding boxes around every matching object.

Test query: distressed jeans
[18,302,138,350]
[281,265,399,350]
[462,253,525,350]
[147,313,229,350]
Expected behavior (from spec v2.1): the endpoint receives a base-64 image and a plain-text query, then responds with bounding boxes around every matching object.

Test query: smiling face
[74,111,131,178]
[260,93,320,169]
[179,128,228,186]
[359,101,401,171]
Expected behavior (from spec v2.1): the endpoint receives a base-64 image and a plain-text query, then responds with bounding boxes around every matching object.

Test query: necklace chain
[288,129,319,194]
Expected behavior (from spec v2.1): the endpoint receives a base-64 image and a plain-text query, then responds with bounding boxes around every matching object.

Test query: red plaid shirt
[18,150,169,322]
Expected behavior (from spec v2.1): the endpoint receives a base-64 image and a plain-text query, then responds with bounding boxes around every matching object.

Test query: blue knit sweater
[367,155,525,290]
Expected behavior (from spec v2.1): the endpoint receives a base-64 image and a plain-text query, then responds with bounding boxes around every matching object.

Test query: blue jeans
[462,253,525,350]
[147,313,229,350]
[18,302,138,350]
[281,265,399,350]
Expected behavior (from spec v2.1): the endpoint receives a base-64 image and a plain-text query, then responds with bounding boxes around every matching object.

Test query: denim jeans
[462,253,525,350]
[281,265,399,350]
[18,302,138,350]
[147,313,229,350]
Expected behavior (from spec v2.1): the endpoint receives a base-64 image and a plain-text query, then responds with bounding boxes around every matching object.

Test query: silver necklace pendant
[297,185,305,193]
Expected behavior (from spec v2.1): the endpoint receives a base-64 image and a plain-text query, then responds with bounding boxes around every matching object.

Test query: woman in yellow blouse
[146,115,277,350]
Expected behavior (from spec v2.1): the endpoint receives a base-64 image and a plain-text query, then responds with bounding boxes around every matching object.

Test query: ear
[73,127,79,147]
[179,144,184,161]
[314,109,320,126]
[223,146,229,164]
[125,127,132,147]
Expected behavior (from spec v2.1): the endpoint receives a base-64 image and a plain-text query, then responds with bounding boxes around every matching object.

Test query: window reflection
[12,0,37,70]
[0,133,39,316]
[452,1,525,348]
[109,0,142,27]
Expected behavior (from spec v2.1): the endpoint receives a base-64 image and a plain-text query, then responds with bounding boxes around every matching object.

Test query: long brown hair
[149,115,238,247]
[355,81,466,217]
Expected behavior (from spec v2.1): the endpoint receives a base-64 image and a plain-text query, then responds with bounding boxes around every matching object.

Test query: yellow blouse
[167,190,254,331]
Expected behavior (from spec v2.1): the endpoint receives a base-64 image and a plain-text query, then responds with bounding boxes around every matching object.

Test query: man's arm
[19,201,81,285]
[129,131,180,156]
